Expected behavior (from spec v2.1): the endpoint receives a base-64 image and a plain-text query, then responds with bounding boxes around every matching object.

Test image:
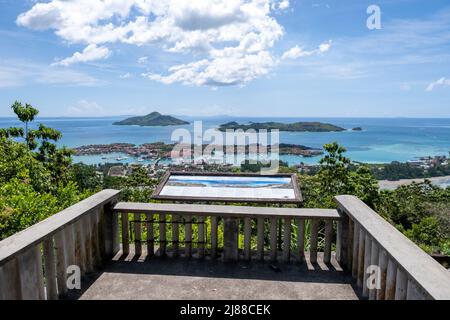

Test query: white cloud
[137,56,148,64]
[271,0,290,11]
[282,40,331,60]
[16,0,304,86]
[426,77,450,91]
[278,1,290,10]
[0,60,101,87]
[119,72,132,79]
[67,100,105,116]
[51,44,111,67]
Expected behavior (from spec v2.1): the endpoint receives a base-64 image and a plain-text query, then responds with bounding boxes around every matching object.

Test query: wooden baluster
[103,203,120,259]
[146,213,154,257]
[269,217,278,261]
[43,237,58,300]
[83,215,94,273]
[172,215,180,258]
[369,240,379,300]
[223,217,239,262]
[283,218,291,262]
[377,248,388,300]
[362,233,371,298]
[357,227,365,288]
[75,219,87,275]
[55,228,68,297]
[351,223,360,278]
[159,214,166,256]
[0,258,20,300]
[17,244,45,300]
[406,279,427,300]
[324,220,333,264]
[198,216,205,258]
[64,224,75,271]
[91,208,102,268]
[296,218,305,263]
[336,219,342,263]
[385,259,397,300]
[257,217,265,261]
[185,216,192,258]
[336,211,350,269]
[134,213,142,257]
[121,213,129,256]
[395,267,407,300]
[347,219,354,269]
[210,216,218,259]
[309,220,318,264]
[244,217,252,261]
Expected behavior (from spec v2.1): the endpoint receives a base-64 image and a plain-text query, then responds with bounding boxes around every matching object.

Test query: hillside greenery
[218,121,346,132]
[113,112,189,126]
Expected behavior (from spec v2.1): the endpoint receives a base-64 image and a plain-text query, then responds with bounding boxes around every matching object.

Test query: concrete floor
[70,251,360,300]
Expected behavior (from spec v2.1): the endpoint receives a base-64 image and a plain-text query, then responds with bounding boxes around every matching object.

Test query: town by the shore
[378,175,450,190]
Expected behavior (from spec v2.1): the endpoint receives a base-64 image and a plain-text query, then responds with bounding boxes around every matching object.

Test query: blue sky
[0,0,449,118]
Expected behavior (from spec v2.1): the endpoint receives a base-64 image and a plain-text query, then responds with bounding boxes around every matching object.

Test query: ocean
[0,116,449,167]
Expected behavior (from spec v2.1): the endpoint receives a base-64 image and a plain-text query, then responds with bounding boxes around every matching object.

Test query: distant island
[352,127,363,131]
[113,112,189,126]
[218,121,346,132]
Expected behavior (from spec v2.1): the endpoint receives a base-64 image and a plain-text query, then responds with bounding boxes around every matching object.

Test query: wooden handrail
[113,202,341,263]
[113,202,340,220]
[0,189,121,266]
[0,189,121,300]
[335,195,450,300]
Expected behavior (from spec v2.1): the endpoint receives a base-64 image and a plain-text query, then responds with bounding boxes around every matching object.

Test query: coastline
[378,175,450,190]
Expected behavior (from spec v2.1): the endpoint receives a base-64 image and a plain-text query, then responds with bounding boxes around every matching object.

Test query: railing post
[296,218,305,263]
[0,258,21,300]
[336,208,350,270]
[223,217,239,262]
[210,216,218,259]
[103,200,119,258]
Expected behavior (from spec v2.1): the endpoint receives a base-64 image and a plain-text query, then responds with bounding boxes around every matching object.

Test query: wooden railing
[2,190,449,300]
[112,202,341,263]
[0,190,121,300]
[335,195,450,300]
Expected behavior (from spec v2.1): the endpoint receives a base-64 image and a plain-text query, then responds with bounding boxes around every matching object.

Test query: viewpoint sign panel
[152,172,302,204]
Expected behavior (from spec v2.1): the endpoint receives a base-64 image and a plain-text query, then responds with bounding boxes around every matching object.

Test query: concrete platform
[70,252,360,300]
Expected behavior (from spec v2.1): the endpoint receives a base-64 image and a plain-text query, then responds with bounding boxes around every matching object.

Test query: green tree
[11,101,39,140]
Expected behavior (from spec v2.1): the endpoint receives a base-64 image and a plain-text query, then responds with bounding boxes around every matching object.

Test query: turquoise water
[0,116,449,166]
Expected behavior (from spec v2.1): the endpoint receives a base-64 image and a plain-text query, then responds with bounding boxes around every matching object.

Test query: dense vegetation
[218,121,346,132]
[113,111,189,126]
[1,103,448,258]
[0,102,91,239]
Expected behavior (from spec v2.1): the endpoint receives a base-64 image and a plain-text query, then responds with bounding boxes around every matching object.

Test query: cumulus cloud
[278,1,290,10]
[282,40,331,60]
[51,44,111,67]
[17,0,321,86]
[426,77,450,91]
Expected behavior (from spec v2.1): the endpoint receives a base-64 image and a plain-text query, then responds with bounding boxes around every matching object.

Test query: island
[218,121,346,132]
[113,112,189,126]
[73,142,323,159]
[352,127,363,131]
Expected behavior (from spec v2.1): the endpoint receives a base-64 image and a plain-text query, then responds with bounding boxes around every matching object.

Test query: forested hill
[113,112,189,126]
[218,121,346,132]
